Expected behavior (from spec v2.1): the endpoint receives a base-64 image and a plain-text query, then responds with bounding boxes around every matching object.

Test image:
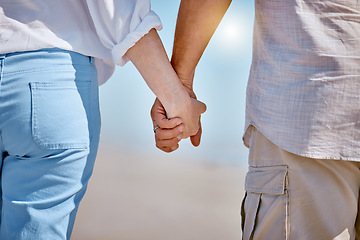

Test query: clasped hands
[151,80,205,153]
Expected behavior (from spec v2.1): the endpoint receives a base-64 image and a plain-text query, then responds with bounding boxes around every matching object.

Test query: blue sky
[99,1,255,166]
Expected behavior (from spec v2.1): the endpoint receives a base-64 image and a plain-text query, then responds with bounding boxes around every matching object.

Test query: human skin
[125,28,206,139]
[151,0,232,152]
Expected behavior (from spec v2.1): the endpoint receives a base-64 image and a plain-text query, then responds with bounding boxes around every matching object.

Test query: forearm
[171,0,232,85]
[125,29,189,118]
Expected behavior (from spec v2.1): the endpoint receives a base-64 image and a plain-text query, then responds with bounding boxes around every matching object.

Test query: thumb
[190,121,202,147]
[193,99,207,114]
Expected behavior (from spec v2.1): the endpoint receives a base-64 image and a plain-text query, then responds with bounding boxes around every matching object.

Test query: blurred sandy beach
[71,142,246,240]
[70,2,254,238]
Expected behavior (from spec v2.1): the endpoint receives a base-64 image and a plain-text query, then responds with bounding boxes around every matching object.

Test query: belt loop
[89,56,94,64]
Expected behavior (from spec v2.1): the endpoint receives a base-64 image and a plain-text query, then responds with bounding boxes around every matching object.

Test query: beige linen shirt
[244,0,360,161]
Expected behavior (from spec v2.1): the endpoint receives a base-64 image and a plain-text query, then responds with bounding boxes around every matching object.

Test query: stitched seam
[285,173,290,240]
[3,65,95,76]
[0,131,5,153]
[0,58,3,91]
[0,58,4,153]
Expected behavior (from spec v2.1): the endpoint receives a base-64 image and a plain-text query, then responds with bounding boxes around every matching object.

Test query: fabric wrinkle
[245,0,360,161]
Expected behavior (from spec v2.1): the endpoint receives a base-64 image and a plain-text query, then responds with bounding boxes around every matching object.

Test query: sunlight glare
[214,15,250,51]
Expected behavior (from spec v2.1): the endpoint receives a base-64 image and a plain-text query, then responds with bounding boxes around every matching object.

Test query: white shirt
[244,0,360,161]
[0,0,162,85]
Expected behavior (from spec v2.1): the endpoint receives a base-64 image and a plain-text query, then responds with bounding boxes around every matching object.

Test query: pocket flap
[245,165,287,195]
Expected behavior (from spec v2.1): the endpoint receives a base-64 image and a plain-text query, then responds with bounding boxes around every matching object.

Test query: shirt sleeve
[86,0,162,66]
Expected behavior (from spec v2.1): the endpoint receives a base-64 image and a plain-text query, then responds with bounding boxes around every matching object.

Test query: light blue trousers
[0,49,101,239]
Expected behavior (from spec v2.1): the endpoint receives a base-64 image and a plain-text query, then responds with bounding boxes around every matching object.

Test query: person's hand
[151,84,204,152]
[177,76,203,147]
[151,98,184,152]
[167,96,205,139]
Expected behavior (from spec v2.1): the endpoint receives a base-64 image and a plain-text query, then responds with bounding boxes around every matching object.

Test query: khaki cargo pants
[241,127,360,240]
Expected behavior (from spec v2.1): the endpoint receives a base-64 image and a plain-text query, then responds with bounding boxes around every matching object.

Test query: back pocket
[30,81,91,150]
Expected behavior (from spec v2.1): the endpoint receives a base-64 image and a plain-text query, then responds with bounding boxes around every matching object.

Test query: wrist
[161,86,192,119]
[171,61,195,87]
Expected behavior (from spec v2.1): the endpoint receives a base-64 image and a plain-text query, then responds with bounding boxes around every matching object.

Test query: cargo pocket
[241,165,289,240]
[30,81,91,150]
